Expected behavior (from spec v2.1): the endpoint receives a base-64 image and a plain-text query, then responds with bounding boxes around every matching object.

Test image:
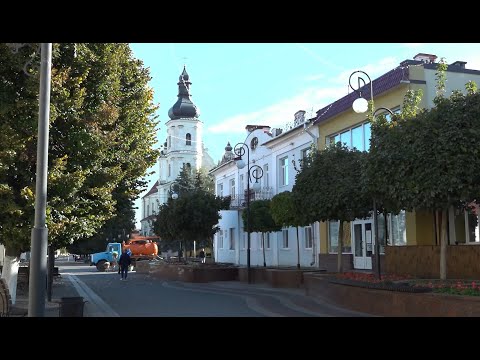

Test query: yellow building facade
[312,53,480,272]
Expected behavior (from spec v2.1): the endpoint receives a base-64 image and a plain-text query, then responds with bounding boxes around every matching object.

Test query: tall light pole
[349,70,394,280]
[233,143,263,284]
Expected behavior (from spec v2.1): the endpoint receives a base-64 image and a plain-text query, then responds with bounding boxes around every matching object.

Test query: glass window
[218,230,223,249]
[280,157,288,187]
[230,179,235,198]
[351,125,363,151]
[217,183,223,197]
[186,133,191,146]
[229,228,235,250]
[328,221,339,253]
[263,164,269,187]
[340,130,350,148]
[239,174,244,193]
[282,229,289,248]
[304,226,313,249]
[266,232,271,249]
[389,210,407,246]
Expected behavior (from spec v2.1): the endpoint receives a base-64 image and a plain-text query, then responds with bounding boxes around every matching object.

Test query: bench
[0,278,28,317]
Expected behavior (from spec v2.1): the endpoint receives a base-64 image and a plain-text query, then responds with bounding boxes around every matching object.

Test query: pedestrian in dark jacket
[118,248,132,281]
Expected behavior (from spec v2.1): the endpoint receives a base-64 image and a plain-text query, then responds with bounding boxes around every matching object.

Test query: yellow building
[311,53,480,277]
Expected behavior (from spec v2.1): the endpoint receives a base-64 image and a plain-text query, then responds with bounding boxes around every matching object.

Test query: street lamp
[349,70,394,280]
[6,43,52,316]
[233,142,264,284]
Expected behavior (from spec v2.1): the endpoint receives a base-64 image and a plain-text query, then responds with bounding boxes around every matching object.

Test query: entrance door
[352,220,373,270]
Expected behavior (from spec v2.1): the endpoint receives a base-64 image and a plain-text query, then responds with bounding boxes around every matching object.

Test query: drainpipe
[304,122,318,148]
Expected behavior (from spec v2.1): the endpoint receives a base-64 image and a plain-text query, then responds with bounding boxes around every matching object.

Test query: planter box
[304,273,480,317]
[147,262,238,283]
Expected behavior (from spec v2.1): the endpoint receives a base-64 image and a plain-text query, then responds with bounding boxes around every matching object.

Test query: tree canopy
[0,43,159,255]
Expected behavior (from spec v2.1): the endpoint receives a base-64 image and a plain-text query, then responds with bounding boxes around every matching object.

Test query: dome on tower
[168,65,200,120]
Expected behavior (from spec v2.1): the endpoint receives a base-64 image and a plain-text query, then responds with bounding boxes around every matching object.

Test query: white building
[210,110,321,268]
[140,66,214,236]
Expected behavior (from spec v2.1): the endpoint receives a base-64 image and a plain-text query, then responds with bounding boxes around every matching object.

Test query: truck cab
[90,243,122,272]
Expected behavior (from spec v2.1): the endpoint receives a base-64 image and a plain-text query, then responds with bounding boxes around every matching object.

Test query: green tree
[271,191,307,269]
[292,143,371,273]
[0,43,159,298]
[242,199,281,267]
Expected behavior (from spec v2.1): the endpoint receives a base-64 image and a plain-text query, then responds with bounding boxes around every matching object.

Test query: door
[352,220,373,270]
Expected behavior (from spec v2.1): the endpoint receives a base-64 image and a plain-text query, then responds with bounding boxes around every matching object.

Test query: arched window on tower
[186,133,191,146]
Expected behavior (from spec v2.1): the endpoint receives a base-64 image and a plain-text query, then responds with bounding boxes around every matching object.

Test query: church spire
[168,65,200,120]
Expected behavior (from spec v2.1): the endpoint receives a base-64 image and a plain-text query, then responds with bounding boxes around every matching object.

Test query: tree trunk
[262,233,266,267]
[296,226,300,269]
[1,252,20,304]
[337,220,344,273]
[440,209,447,280]
[47,245,55,301]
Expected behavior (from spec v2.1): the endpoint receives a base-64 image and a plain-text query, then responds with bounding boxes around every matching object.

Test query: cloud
[332,56,399,86]
[403,43,425,49]
[207,86,347,135]
[293,44,345,71]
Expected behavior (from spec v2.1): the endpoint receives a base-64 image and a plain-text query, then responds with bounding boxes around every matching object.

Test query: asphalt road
[56,259,369,317]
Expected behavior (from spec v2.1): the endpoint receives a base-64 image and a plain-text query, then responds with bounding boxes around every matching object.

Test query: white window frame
[265,232,271,249]
[279,157,288,187]
[229,228,235,250]
[217,183,223,197]
[230,179,235,198]
[218,230,223,249]
[263,164,269,187]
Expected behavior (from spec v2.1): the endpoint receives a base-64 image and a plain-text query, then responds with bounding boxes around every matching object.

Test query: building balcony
[228,187,274,209]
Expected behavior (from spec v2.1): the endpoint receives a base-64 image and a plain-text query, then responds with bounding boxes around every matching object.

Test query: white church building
[140,66,214,236]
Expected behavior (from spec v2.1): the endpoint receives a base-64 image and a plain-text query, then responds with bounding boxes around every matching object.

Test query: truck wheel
[96,260,107,272]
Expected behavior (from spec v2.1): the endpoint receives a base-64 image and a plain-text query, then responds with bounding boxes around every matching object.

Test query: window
[300,148,309,168]
[258,234,262,249]
[304,226,313,249]
[168,135,171,148]
[230,179,235,197]
[328,221,339,253]
[243,232,247,249]
[229,228,235,250]
[168,164,171,177]
[147,204,150,217]
[186,133,191,146]
[217,183,223,197]
[282,228,289,248]
[239,174,244,194]
[265,232,271,249]
[279,157,288,187]
[218,230,223,249]
[263,164,269,187]
[388,210,407,246]
[329,122,371,152]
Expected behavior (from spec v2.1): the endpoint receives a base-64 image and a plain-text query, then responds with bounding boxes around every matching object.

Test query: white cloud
[332,56,399,86]
[403,43,425,49]
[207,86,347,135]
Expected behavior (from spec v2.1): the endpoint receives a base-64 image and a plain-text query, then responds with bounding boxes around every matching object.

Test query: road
[55,258,369,317]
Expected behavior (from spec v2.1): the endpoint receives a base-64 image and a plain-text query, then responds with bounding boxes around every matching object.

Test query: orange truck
[90,236,159,272]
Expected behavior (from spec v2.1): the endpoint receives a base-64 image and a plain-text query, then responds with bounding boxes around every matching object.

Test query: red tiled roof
[313,66,409,126]
[143,181,159,198]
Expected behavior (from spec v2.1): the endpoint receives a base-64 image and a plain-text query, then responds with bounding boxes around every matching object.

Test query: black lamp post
[233,143,263,284]
[349,70,394,280]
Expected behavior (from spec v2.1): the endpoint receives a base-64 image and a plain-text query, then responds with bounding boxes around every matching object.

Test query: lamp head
[235,158,246,169]
[171,192,178,200]
[352,97,369,114]
[252,181,261,192]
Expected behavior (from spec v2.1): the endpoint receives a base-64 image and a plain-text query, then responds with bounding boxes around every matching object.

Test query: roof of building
[313,66,409,126]
[143,181,159,198]
[168,65,200,120]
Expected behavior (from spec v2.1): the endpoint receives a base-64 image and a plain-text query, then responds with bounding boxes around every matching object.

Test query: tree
[271,191,308,269]
[242,199,281,267]
[0,43,159,300]
[292,143,371,273]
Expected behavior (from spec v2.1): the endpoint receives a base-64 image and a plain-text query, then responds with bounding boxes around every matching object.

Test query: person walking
[199,248,206,264]
[118,248,132,281]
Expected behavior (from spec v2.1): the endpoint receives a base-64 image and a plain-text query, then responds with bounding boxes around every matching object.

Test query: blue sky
[130,43,480,227]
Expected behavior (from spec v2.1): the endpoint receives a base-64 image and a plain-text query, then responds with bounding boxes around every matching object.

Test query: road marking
[161,281,284,317]
[66,274,119,317]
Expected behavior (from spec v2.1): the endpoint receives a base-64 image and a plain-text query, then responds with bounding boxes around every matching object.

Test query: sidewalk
[14,271,81,317]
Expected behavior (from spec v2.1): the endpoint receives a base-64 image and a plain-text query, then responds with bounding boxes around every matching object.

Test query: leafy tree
[0,43,159,298]
[292,143,371,273]
[242,199,281,267]
[271,191,308,269]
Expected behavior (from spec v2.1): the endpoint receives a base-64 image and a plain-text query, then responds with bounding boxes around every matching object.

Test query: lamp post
[349,70,394,280]
[6,43,52,316]
[233,143,263,284]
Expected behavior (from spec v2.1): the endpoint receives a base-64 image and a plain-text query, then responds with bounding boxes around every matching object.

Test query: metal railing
[228,187,274,209]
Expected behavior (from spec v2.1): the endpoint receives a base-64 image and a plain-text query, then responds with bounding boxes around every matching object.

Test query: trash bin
[59,297,86,317]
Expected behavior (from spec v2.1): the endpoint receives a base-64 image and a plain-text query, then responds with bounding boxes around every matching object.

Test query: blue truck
[90,243,123,272]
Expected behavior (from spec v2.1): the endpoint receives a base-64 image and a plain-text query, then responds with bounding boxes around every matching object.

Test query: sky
[129,43,480,228]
